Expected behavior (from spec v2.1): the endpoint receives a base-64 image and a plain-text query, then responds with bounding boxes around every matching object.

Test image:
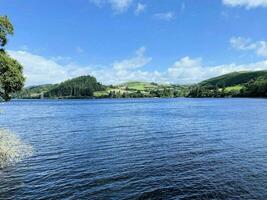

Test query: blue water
[0,98,266,199]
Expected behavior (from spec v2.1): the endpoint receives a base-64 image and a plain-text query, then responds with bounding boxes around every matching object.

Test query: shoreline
[10,97,267,101]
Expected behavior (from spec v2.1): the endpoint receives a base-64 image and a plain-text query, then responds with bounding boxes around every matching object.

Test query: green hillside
[94,81,188,98]
[200,70,267,87]
[188,70,267,97]
[118,81,159,91]
[14,75,105,99]
[13,84,54,99]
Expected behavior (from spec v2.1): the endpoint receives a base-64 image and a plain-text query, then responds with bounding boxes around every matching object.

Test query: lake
[0,98,266,199]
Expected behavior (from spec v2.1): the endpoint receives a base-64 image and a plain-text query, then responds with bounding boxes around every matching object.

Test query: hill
[188,70,267,97]
[199,70,267,87]
[44,75,105,98]
[14,79,189,99]
[13,84,54,99]
[118,81,159,91]
[94,81,188,98]
[14,75,105,99]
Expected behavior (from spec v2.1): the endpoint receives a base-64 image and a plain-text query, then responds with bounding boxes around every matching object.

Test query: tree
[0,16,24,101]
[0,16,14,47]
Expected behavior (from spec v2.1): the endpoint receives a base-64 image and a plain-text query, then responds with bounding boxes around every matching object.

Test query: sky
[1,0,267,86]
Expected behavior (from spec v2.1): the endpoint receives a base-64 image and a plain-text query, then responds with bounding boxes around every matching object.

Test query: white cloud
[168,57,204,83]
[167,56,267,84]
[113,46,151,70]
[134,2,146,15]
[7,47,154,86]
[7,50,95,86]
[95,69,166,84]
[19,45,29,51]
[256,42,267,57]
[230,37,253,50]
[110,0,133,13]
[230,37,267,57]
[153,12,176,21]
[51,56,72,63]
[90,0,133,13]
[7,49,267,86]
[223,0,267,8]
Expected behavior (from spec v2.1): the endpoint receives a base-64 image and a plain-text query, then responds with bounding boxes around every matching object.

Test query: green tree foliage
[240,79,267,97]
[0,16,24,101]
[187,86,226,98]
[0,16,13,47]
[45,75,105,98]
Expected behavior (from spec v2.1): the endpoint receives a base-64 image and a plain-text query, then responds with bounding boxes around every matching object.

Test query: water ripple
[0,98,267,199]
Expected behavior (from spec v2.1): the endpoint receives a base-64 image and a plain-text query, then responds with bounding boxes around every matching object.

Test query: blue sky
[1,0,267,85]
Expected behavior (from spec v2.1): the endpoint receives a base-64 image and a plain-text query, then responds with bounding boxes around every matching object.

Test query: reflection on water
[0,98,266,199]
[0,129,33,169]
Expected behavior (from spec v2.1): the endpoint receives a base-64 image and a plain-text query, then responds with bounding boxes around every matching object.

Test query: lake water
[0,98,266,199]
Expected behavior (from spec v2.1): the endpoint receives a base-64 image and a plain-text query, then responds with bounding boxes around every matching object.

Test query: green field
[224,85,243,92]
[117,81,159,91]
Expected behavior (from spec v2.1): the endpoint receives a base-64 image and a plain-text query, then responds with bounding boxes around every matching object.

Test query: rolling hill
[13,84,54,99]
[13,75,105,99]
[188,70,267,97]
[199,70,267,87]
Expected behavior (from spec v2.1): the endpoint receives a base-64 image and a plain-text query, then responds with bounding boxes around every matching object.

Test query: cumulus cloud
[113,46,151,70]
[134,2,146,15]
[230,37,267,57]
[90,0,133,13]
[7,47,154,86]
[7,48,267,86]
[168,57,204,83]
[110,0,133,13]
[167,56,267,83]
[223,0,267,8]
[51,56,72,63]
[7,50,95,86]
[153,12,176,21]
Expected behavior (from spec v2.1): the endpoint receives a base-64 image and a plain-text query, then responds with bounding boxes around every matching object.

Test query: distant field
[224,85,243,92]
[118,81,158,91]
[94,82,159,97]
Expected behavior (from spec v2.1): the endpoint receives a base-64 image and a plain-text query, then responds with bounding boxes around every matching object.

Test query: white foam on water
[0,129,33,169]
